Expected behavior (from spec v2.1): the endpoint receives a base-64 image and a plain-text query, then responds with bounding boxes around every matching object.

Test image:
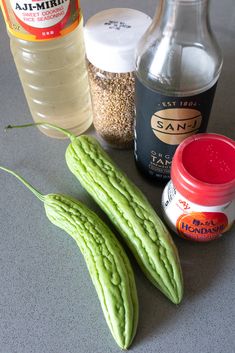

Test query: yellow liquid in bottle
[9,18,93,138]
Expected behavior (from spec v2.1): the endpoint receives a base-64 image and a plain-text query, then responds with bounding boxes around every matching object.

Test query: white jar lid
[84,8,152,73]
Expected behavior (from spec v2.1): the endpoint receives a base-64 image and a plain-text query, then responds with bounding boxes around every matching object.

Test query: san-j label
[134,77,217,180]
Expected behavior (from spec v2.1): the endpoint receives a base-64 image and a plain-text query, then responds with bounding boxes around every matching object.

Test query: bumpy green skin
[44,194,138,350]
[65,136,183,304]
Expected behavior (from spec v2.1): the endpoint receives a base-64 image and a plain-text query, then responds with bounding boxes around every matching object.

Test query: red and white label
[0,0,80,40]
[162,181,235,242]
[176,212,229,242]
[10,0,70,28]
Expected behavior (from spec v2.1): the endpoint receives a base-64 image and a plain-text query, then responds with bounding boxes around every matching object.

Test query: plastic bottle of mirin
[1,1,93,138]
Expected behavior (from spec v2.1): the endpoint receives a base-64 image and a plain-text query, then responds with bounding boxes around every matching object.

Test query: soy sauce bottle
[134,0,222,181]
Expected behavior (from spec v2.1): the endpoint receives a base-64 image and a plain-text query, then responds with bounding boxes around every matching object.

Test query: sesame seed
[88,62,135,149]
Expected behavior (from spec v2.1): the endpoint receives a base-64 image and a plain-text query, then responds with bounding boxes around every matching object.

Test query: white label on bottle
[10,0,70,28]
[1,0,80,40]
[162,181,235,241]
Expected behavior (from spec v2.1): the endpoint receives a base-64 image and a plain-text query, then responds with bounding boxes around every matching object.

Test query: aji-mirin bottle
[0,0,93,138]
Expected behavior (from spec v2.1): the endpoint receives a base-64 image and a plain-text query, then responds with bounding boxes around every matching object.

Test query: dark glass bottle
[134,0,223,181]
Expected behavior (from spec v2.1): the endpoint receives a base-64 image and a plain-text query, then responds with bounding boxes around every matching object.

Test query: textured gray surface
[0,1,235,353]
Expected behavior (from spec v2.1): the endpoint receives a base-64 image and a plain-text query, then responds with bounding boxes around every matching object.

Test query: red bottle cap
[171,133,235,206]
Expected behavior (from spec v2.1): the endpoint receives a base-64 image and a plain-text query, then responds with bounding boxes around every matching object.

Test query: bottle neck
[154,0,210,37]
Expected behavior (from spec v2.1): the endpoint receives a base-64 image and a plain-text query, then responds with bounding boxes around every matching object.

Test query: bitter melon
[6,122,184,304]
[65,135,183,304]
[0,166,139,350]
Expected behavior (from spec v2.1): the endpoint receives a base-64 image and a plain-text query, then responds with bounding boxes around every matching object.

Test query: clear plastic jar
[87,63,135,148]
[84,8,152,149]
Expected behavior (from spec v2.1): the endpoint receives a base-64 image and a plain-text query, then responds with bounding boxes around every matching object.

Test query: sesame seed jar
[84,8,152,149]
[87,64,135,149]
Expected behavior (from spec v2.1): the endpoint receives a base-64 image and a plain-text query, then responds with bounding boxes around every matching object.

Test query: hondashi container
[162,133,235,242]
[84,8,152,149]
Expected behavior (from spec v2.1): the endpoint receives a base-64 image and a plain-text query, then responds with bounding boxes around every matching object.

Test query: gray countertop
[0,1,234,352]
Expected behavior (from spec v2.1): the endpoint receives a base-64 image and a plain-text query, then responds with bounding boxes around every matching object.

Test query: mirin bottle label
[134,77,218,181]
[0,0,81,41]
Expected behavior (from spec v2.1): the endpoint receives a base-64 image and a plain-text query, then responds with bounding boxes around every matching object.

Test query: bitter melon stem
[0,166,46,202]
[5,122,76,141]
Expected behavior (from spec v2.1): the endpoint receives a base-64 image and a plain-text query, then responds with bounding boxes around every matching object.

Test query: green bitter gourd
[6,122,183,304]
[0,166,139,350]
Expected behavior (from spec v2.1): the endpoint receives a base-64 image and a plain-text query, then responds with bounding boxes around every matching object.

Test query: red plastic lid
[171,133,235,206]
